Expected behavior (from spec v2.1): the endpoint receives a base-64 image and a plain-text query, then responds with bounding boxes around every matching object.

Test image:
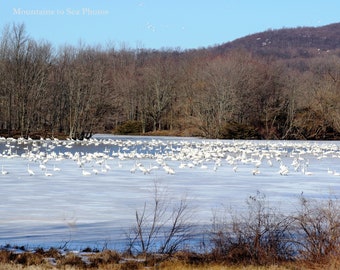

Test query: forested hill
[0,22,340,140]
[211,23,340,59]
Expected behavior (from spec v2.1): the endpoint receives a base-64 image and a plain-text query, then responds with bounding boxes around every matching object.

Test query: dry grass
[0,263,300,270]
[0,264,334,270]
[155,262,292,270]
[1,250,340,270]
[0,262,333,270]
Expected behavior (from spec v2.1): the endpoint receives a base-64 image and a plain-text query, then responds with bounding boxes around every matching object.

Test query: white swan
[27,164,35,176]
[44,169,53,177]
[82,169,91,176]
[53,164,61,172]
[279,163,289,176]
[163,165,175,175]
[252,168,260,175]
[1,165,8,175]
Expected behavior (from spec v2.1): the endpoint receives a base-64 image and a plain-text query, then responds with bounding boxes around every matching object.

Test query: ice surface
[1,135,340,250]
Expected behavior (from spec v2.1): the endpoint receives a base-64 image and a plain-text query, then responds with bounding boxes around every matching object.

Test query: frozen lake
[1,135,340,251]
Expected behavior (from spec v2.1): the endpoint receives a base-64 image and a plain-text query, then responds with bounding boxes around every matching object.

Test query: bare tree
[0,23,52,137]
[127,181,194,257]
[0,24,11,132]
[211,191,293,264]
[194,56,239,138]
[109,46,138,129]
[58,44,105,139]
[292,194,340,262]
[139,52,177,132]
[48,52,70,135]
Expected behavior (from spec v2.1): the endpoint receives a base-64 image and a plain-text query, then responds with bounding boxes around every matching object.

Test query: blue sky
[0,0,339,50]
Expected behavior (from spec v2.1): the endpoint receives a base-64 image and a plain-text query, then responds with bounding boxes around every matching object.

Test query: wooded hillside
[0,22,339,139]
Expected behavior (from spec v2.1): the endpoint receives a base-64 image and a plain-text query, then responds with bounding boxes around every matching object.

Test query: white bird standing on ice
[302,163,312,175]
[267,159,273,167]
[39,161,46,171]
[163,164,175,175]
[27,164,35,176]
[279,162,289,175]
[130,164,137,174]
[82,168,91,176]
[53,164,61,172]
[1,165,8,175]
[252,168,260,175]
[44,168,53,177]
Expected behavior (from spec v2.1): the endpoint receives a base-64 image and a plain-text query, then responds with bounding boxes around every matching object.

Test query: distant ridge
[211,22,340,59]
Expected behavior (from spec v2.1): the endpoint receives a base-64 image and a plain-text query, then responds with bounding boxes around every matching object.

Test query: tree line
[0,23,339,140]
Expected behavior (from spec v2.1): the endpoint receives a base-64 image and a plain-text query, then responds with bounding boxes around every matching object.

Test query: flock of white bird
[1,136,340,180]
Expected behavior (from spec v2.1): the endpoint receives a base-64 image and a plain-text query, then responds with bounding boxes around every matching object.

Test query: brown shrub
[88,250,121,267]
[56,252,86,268]
[13,252,44,266]
[210,191,294,265]
[0,250,12,264]
[119,259,142,270]
[292,194,340,262]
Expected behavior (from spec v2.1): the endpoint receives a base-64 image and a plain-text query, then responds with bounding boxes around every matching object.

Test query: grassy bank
[1,248,340,270]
